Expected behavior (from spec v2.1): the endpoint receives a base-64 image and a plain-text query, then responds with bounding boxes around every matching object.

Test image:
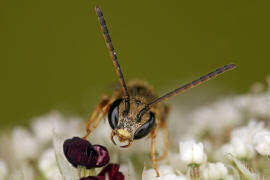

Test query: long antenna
[137,64,236,121]
[95,6,130,113]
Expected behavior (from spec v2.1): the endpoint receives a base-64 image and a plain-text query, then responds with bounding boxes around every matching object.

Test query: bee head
[108,98,155,148]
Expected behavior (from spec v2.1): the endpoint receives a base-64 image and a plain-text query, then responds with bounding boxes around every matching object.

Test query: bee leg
[156,123,169,161]
[83,95,111,139]
[150,126,160,177]
[157,104,171,161]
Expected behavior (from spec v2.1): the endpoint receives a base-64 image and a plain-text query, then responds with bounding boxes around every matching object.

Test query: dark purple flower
[98,164,124,180]
[63,137,110,169]
[80,163,124,180]
[80,177,104,180]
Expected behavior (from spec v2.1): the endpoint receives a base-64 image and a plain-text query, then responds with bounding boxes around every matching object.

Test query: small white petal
[252,130,270,156]
[231,136,255,159]
[192,142,204,163]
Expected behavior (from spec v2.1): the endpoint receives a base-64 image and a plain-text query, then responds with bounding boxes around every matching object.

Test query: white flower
[252,130,270,156]
[230,136,255,159]
[202,162,229,180]
[142,165,188,180]
[38,148,63,180]
[31,112,66,144]
[221,121,264,159]
[179,140,204,165]
[11,127,39,161]
[0,160,8,180]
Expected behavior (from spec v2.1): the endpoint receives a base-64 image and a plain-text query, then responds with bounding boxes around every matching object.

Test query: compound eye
[134,112,155,139]
[108,99,122,129]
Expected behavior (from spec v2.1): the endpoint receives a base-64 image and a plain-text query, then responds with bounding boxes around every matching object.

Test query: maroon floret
[79,163,125,180]
[63,137,110,169]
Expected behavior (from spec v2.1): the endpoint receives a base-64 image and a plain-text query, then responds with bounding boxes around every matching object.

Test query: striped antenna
[95,6,130,113]
[137,64,236,121]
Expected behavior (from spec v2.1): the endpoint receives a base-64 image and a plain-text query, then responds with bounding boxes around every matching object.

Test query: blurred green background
[1,0,269,129]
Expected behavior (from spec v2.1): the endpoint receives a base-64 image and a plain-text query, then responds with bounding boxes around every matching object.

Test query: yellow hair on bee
[117,129,131,139]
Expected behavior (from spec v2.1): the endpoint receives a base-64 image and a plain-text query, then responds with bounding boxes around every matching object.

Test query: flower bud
[63,137,109,169]
[98,163,124,180]
[180,140,204,165]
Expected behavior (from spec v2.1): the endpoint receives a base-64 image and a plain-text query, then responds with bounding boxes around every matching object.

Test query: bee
[83,6,236,177]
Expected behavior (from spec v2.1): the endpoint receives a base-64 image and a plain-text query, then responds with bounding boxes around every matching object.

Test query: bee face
[108,98,156,148]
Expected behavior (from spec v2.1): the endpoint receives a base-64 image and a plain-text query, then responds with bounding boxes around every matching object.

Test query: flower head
[179,140,205,165]
[221,120,265,159]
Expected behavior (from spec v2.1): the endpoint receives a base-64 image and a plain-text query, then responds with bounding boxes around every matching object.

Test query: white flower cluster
[221,120,270,160]
[0,79,269,180]
[202,162,233,180]
[0,112,84,180]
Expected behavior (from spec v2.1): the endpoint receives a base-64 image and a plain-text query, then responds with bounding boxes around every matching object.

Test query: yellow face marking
[117,129,131,139]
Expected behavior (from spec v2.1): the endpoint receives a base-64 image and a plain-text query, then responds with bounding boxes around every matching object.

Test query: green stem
[189,165,200,180]
[89,168,96,176]
[78,166,96,178]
